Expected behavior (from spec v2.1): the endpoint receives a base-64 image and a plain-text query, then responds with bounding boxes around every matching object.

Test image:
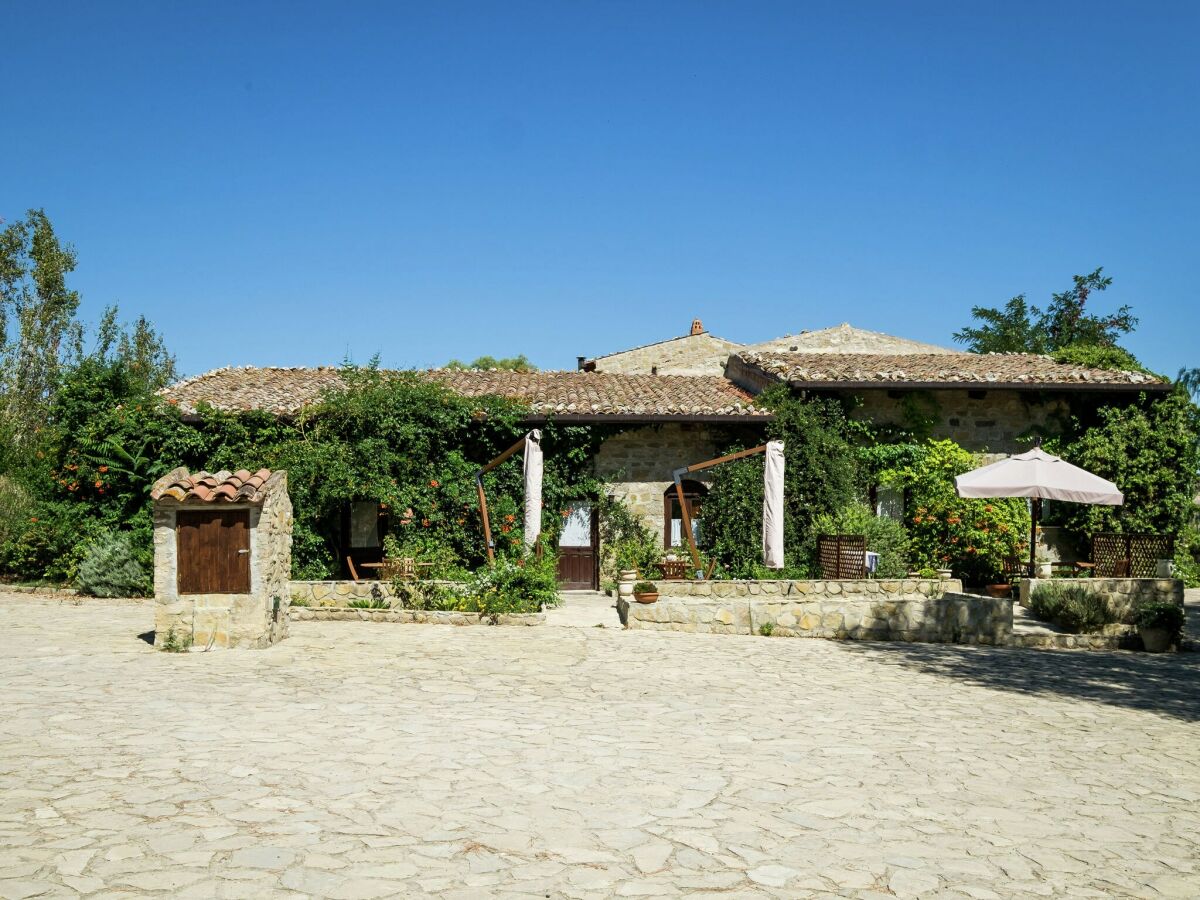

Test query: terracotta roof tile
[160,367,769,419]
[151,467,276,504]
[734,351,1168,389]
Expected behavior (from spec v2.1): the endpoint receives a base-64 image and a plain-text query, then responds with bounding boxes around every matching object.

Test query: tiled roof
[733,351,1168,389]
[151,467,275,503]
[161,367,768,419]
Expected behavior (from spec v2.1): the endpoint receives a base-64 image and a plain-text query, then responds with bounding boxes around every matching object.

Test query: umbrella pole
[1029,498,1040,577]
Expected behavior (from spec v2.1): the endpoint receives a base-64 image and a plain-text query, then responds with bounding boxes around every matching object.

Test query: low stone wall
[1017,578,1184,623]
[653,578,962,599]
[289,580,467,606]
[289,607,543,626]
[628,579,1012,645]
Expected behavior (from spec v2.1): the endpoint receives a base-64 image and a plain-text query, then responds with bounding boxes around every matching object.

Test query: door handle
[237,549,250,555]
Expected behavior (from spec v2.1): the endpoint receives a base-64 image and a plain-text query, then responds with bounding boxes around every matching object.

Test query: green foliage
[0,475,32,548]
[75,532,150,597]
[1058,390,1200,538]
[444,354,537,372]
[1173,528,1200,589]
[382,532,469,581]
[0,499,108,583]
[882,440,1028,584]
[758,622,774,637]
[632,581,656,593]
[954,268,1136,355]
[1132,601,1185,638]
[1052,343,1148,373]
[390,581,462,611]
[701,388,858,577]
[812,501,909,578]
[462,549,561,617]
[158,626,192,652]
[1029,582,1117,633]
[599,493,661,579]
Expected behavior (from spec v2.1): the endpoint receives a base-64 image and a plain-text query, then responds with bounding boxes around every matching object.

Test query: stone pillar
[151,468,293,650]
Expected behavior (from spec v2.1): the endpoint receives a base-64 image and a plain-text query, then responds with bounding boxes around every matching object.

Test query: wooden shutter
[177,510,251,594]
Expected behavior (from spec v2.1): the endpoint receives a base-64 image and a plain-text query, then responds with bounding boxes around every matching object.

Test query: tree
[954,268,1139,363]
[444,354,538,372]
[0,209,85,442]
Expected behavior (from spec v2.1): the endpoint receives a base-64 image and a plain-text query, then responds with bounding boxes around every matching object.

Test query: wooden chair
[346,556,361,583]
[380,557,417,582]
[659,560,690,581]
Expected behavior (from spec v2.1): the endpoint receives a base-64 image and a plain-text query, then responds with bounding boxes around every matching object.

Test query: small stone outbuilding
[151,467,292,649]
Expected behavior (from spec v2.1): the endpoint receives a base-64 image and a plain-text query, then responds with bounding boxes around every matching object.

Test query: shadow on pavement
[837,640,1200,722]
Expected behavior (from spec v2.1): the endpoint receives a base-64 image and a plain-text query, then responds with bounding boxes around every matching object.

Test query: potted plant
[632,581,659,604]
[1133,601,1185,653]
[986,583,1012,598]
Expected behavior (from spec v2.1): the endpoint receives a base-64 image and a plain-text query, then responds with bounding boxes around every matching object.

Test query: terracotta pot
[1139,626,1172,653]
[634,592,659,604]
[986,584,1012,598]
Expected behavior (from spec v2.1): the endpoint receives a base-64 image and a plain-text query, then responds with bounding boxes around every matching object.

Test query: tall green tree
[953,268,1139,362]
[0,209,85,442]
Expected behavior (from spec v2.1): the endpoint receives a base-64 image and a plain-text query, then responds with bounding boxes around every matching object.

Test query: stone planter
[1139,626,1173,653]
[937,568,952,580]
[634,591,659,604]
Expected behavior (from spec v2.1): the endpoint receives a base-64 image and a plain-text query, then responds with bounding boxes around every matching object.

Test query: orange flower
[510,538,520,547]
[500,525,511,533]
[94,480,103,488]
[950,537,959,544]
[912,516,923,524]
[456,518,465,525]
[98,465,109,473]
[984,504,994,512]
[430,480,439,488]
[29,517,38,523]
[947,516,961,525]
[504,514,515,523]
[421,519,431,527]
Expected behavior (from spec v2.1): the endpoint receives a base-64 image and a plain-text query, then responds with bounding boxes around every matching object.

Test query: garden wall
[1017,577,1184,624]
[289,579,466,605]
[628,578,1013,645]
[288,606,543,626]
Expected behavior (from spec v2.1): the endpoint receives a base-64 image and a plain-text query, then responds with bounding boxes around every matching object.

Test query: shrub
[1029,582,1116,633]
[1171,526,1200,589]
[75,532,150,597]
[759,622,774,637]
[462,548,561,617]
[811,501,908,578]
[347,596,390,609]
[1132,601,1185,640]
[383,533,469,581]
[599,494,661,579]
[632,581,656,593]
[881,440,1028,584]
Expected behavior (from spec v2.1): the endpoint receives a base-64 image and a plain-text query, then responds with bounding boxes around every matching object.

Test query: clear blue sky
[4,1,1197,379]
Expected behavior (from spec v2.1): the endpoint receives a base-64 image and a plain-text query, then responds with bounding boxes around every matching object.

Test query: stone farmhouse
[162,319,1168,588]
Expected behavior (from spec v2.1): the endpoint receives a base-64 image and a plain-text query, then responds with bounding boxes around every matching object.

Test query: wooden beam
[476,476,495,563]
[684,445,768,474]
[674,444,771,579]
[674,478,703,573]
[479,436,528,476]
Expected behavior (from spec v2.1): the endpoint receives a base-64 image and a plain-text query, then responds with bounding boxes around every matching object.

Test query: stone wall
[628,578,1012,645]
[850,389,1071,455]
[595,423,720,554]
[289,580,467,606]
[1018,577,1184,624]
[289,606,543,626]
[591,331,743,376]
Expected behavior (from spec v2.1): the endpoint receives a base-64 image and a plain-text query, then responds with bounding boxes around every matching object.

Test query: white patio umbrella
[955,446,1123,576]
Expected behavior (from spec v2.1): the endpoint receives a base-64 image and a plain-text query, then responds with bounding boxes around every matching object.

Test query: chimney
[576,356,586,371]
[690,318,704,336]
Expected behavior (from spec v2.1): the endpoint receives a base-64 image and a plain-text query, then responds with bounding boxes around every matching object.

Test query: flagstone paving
[2,591,1199,899]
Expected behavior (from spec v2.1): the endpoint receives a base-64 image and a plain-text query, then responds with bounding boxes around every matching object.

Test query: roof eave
[787,380,1172,392]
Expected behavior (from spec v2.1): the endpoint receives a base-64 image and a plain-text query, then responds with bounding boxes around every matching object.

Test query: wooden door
[557,502,598,590]
[177,510,251,594]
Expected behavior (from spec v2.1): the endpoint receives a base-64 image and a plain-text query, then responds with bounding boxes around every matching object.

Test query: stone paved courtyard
[2,592,1199,899]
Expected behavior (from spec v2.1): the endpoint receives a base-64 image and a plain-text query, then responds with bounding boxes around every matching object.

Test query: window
[664,481,707,548]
